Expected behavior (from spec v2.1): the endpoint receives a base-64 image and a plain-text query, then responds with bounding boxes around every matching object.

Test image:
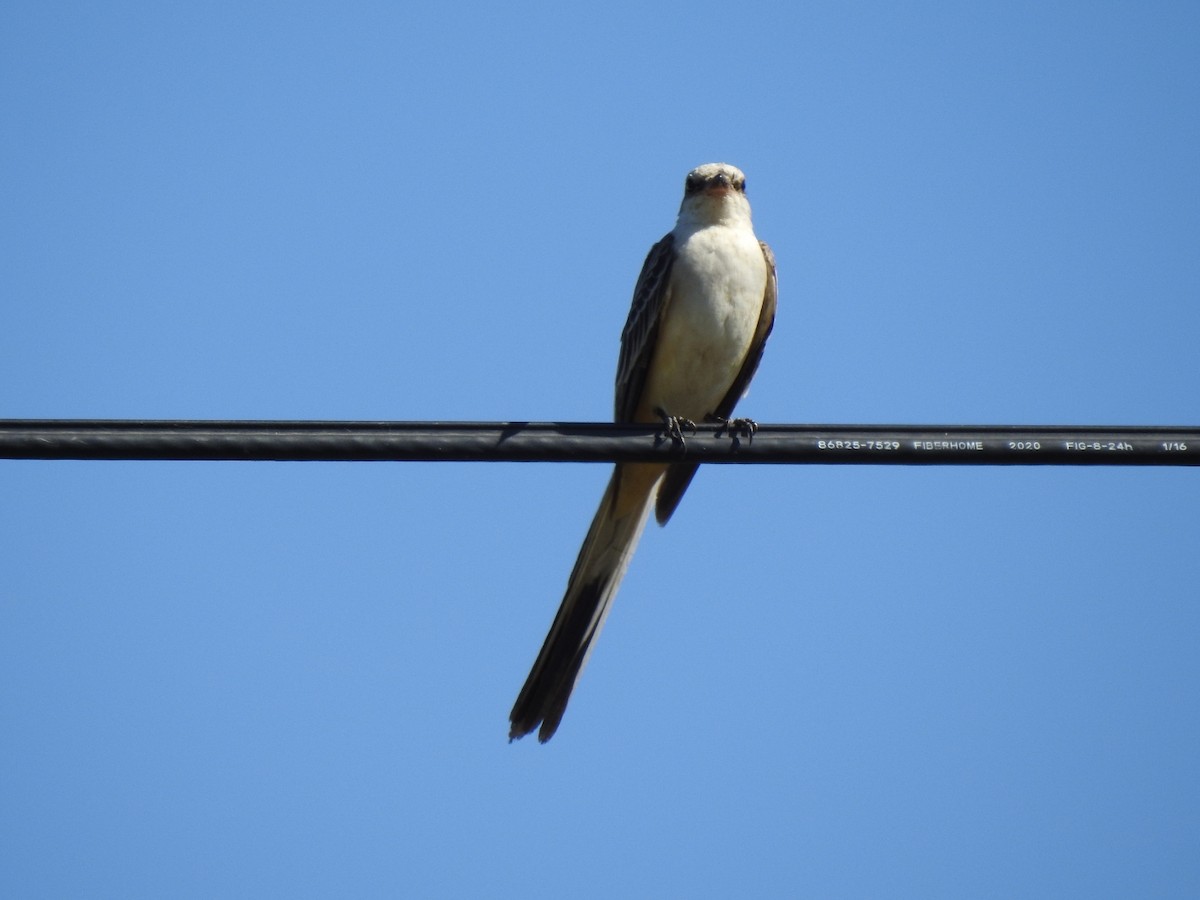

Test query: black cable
[2,420,1197,465]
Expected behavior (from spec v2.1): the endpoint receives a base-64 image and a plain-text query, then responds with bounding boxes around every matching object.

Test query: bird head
[677,163,753,227]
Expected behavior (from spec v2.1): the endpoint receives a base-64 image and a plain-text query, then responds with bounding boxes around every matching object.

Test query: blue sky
[2,2,1199,896]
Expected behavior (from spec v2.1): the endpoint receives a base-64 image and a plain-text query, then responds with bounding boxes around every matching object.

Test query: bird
[508,163,777,742]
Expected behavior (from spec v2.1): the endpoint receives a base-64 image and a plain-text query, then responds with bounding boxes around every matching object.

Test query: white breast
[639,223,768,420]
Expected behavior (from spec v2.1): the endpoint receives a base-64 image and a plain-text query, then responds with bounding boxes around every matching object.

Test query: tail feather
[509,464,658,742]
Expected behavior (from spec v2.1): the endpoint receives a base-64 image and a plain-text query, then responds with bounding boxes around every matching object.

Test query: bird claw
[655,408,696,447]
[707,414,758,444]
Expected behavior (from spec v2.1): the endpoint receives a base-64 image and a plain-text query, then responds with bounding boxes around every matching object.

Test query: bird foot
[707,413,758,444]
[654,408,697,447]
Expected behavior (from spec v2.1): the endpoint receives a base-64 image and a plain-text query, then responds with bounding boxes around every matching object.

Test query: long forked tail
[509,464,660,742]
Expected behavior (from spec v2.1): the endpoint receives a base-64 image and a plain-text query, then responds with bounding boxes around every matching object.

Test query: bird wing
[615,234,675,423]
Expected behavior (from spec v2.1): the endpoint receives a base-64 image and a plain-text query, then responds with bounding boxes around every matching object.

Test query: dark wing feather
[615,234,675,422]
[655,240,778,524]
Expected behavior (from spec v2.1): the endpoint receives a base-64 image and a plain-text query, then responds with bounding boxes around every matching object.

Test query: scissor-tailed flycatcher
[509,163,777,742]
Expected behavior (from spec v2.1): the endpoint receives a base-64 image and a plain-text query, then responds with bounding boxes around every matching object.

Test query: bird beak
[704,172,732,196]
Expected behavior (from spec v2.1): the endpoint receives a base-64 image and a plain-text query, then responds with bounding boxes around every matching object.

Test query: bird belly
[637,227,767,421]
